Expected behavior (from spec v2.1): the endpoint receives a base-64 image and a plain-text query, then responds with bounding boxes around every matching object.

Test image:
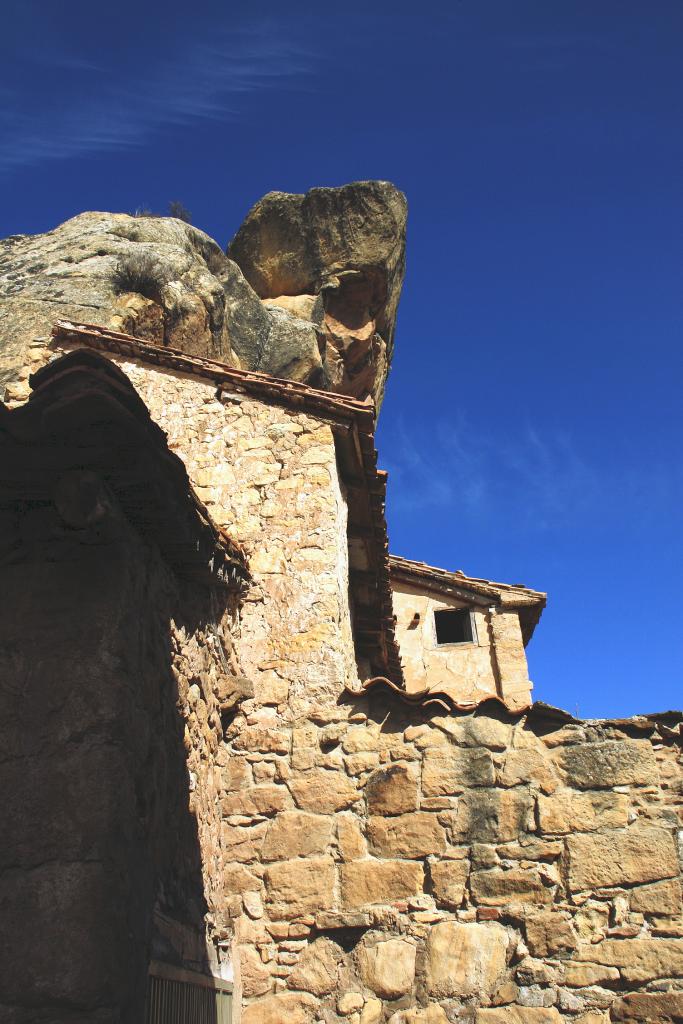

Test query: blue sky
[2,1,681,716]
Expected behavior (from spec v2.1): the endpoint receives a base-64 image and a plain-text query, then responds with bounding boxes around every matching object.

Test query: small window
[434,608,474,645]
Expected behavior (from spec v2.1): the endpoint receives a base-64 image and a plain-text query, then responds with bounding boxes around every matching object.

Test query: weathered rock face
[227,181,407,408]
[0,212,327,393]
[1,180,406,411]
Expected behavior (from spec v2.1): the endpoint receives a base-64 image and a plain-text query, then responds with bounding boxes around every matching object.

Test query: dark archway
[0,351,248,1022]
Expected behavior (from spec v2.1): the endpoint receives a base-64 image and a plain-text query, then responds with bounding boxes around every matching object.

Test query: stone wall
[212,684,683,1024]
[0,483,235,1022]
[45,342,364,991]
[19,341,683,1022]
[79,350,360,720]
[392,582,532,709]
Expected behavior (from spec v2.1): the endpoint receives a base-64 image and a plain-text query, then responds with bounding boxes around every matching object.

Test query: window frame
[432,606,477,647]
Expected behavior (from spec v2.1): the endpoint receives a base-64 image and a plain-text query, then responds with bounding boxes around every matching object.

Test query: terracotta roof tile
[388,554,546,645]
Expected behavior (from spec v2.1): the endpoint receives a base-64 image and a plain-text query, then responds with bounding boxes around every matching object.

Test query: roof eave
[49,320,402,684]
[388,553,546,646]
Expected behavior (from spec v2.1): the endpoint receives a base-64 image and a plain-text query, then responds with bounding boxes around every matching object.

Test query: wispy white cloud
[0,25,315,174]
[382,414,679,535]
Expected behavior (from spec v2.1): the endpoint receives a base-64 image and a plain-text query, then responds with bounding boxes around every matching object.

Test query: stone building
[389,556,545,712]
[1,184,682,1024]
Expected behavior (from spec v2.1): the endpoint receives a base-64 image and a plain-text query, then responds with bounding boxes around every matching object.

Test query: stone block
[261,811,333,861]
[346,752,380,775]
[337,814,367,861]
[628,878,683,917]
[254,671,290,705]
[249,549,288,574]
[578,937,683,982]
[292,748,316,771]
[556,739,657,789]
[293,725,318,748]
[566,827,678,891]
[264,856,335,919]
[435,715,513,750]
[476,1010,562,1023]
[498,838,563,861]
[610,992,683,1020]
[242,991,318,1024]
[245,462,281,487]
[220,756,251,791]
[562,962,620,987]
[498,749,559,794]
[289,769,358,813]
[388,1007,449,1023]
[368,813,446,859]
[235,724,290,757]
[422,747,495,795]
[524,913,578,958]
[240,945,272,996]
[342,725,381,753]
[253,761,277,784]
[242,891,263,919]
[222,784,289,817]
[287,937,341,995]
[223,864,260,893]
[365,762,419,814]
[429,859,470,910]
[216,674,255,712]
[358,937,416,998]
[221,823,267,863]
[537,788,629,834]
[470,867,554,906]
[340,860,424,908]
[360,998,383,1024]
[442,788,533,843]
[491,980,519,1005]
[425,921,508,998]
[299,445,332,465]
[315,910,372,930]
[573,901,610,941]
[515,958,557,986]
[338,992,364,1014]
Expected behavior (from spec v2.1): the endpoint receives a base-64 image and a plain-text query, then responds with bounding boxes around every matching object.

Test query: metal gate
[145,961,232,1024]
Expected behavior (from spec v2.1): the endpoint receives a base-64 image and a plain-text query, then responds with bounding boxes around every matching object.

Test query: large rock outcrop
[0,212,322,394]
[0,181,406,410]
[228,180,407,408]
